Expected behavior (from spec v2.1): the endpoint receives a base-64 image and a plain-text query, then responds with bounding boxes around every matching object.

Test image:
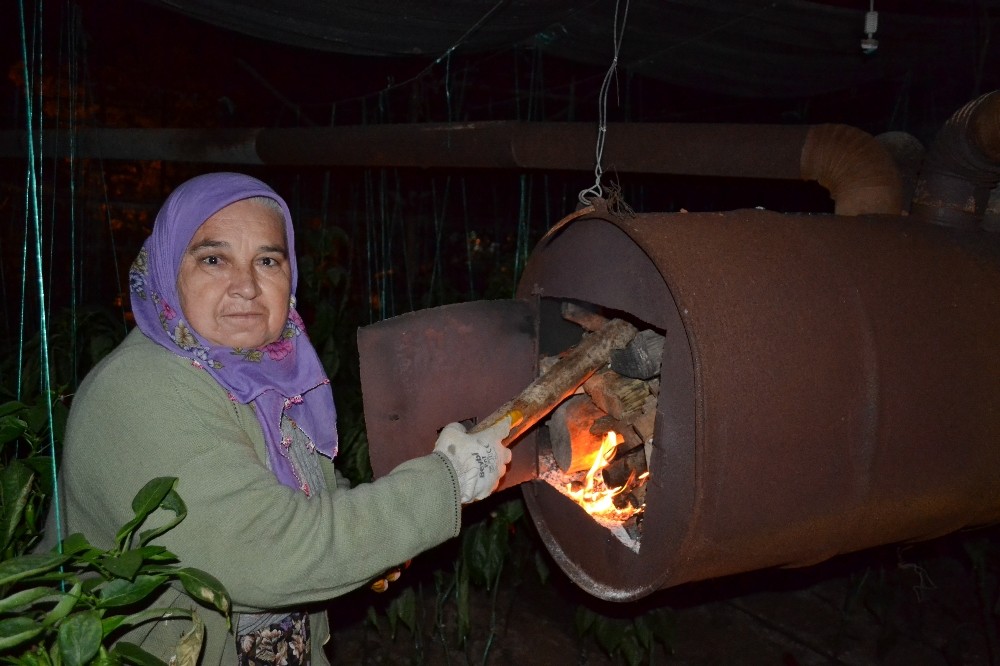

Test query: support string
[18,0,64,553]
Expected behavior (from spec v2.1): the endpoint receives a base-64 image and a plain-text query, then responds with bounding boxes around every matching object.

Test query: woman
[49,172,512,665]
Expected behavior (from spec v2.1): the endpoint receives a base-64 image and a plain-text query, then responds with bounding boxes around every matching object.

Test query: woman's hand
[433,416,513,504]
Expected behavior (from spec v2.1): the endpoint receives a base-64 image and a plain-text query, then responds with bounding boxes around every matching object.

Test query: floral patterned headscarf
[129,172,337,492]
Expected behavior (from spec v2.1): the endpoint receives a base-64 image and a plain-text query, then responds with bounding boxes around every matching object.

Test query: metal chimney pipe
[911,91,1000,229]
[0,121,903,215]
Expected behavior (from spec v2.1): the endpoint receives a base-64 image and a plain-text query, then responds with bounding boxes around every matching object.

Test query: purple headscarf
[128,172,337,492]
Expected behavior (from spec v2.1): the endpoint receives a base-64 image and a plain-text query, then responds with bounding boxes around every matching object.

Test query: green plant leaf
[574,607,596,636]
[0,461,36,551]
[0,415,27,445]
[92,646,121,666]
[57,610,103,666]
[0,586,54,613]
[533,550,550,586]
[460,520,506,589]
[388,586,417,636]
[112,607,192,632]
[631,616,652,650]
[0,401,27,419]
[101,614,127,636]
[112,641,169,666]
[456,565,470,645]
[21,455,57,497]
[0,553,71,587]
[97,575,169,608]
[60,533,96,557]
[115,478,178,551]
[176,568,230,616]
[43,582,83,627]
[25,400,52,438]
[365,606,382,635]
[49,400,69,448]
[132,546,175,563]
[646,608,676,652]
[594,616,625,655]
[619,632,643,666]
[137,490,186,547]
[0,616,44,650]
[102,551,144,581]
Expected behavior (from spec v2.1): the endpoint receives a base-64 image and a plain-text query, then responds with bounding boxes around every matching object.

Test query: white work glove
[433,416,513,504]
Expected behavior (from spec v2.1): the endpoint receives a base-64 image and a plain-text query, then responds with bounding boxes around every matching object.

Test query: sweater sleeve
[60,333,461,612]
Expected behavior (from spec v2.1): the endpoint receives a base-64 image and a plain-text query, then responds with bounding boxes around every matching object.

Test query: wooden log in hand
[470,318,638,443]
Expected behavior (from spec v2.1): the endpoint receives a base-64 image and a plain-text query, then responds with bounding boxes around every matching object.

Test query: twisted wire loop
[578,0,632,208]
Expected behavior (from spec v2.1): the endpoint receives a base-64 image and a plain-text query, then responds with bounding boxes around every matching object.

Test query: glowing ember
[565,430,643,521]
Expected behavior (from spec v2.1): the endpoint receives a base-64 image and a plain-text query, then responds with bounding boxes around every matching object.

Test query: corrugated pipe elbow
[800,124,905,216]
[911,91,1000,229]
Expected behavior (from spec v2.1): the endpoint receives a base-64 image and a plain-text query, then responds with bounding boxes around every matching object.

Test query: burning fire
[565,430,645,520]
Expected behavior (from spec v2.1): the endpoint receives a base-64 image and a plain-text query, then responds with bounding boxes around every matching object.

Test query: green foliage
[574,605,676,666]
[294,217,373,487]
[963,536,1000,664]
[0,307,126,403]
[0,476,230,666]
[0,397,67,560]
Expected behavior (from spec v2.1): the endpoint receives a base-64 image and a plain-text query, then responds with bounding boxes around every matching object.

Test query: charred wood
[602,445,649,491]
[560,301,608,332]
[610,329,665,380]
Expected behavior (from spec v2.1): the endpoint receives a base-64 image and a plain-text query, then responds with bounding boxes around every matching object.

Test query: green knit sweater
[46,328,461,665]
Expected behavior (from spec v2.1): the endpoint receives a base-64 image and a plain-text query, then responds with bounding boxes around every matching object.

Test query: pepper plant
[0,397,230,666]
[0,474,230,666]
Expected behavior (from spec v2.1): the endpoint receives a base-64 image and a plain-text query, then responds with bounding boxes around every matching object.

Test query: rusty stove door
[358,299,538,491]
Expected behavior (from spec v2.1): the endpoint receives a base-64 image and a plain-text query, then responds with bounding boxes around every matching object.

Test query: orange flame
[565,430,640,520]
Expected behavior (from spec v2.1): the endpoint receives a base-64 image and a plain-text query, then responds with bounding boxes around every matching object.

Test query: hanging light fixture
[861,0,879,54]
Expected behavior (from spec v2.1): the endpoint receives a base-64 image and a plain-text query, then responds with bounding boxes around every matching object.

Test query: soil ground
[321,519,1000,666]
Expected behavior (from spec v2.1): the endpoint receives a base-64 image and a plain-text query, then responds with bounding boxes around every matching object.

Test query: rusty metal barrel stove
[517,204,1000,602]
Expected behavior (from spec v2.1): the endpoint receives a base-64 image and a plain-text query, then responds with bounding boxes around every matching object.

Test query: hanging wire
[18,0,64,553]
[513,173,531,291]
[578,0,632,206]
[461,179,475,301]
[67,3,80,388]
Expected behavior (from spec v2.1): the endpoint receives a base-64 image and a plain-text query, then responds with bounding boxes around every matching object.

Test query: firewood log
[548,395,610,473]
[631,394,659,444]
[560,301,608,332]
[601,445,648,490]
[592,414,642,453]
[610,329,665,380]
[583,367,650,422]
[471,318,638,442]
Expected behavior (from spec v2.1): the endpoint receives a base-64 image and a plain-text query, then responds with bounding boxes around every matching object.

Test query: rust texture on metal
[0,121,902,217]
[518,203,1000,602]
[801,124,904,216]
[358,299,539,491]
[912,91,1000,229]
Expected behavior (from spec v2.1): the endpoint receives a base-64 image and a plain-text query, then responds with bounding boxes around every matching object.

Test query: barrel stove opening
[516,214,697,602]
[512,204,1000,604]
[361,201,1000,605]
[534,296,663,552]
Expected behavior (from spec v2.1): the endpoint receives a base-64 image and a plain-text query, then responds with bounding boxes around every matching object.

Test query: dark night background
[3,0,999,326]
[3,1,1000,664]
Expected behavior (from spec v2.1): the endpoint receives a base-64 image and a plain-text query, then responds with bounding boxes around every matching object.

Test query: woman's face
[176,199,292,349]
